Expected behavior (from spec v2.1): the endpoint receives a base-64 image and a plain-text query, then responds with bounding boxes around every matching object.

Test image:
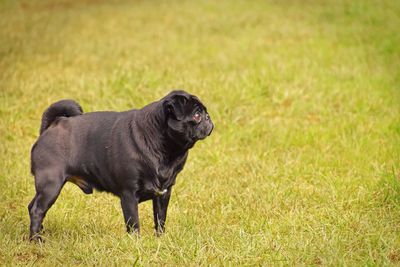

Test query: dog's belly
[67,176,94,194]
[67,175,108,194]
[137,192,154,203]
[68,171,169,202]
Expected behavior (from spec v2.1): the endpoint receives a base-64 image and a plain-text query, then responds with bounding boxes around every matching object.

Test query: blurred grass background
[0,0,399,265]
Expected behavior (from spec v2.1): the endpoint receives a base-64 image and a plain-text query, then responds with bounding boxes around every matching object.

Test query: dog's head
[163,90,213,149]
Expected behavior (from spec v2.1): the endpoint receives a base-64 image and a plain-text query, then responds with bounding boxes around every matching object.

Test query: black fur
[28,90,213,241]
[39,99,83,134]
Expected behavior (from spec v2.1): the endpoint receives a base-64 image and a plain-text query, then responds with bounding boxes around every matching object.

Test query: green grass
[1,0,400,265]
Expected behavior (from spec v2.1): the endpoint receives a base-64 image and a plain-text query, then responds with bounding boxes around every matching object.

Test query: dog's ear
[163,91,190,120]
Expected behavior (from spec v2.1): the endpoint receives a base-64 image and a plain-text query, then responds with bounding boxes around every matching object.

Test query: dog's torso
[32,108,188,200]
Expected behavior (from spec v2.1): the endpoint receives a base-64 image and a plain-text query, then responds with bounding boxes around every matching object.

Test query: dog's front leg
[120,191,140,234]
[152,188,171,235]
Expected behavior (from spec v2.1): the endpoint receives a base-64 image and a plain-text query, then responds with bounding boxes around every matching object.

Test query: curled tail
[40,99,83,134]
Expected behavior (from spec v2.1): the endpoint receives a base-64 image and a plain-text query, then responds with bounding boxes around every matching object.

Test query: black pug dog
[28,90,213,241]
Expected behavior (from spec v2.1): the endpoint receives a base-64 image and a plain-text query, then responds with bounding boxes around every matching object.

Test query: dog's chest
[142,155,186,195]
[139,169,174,199]
[154,165,178,189]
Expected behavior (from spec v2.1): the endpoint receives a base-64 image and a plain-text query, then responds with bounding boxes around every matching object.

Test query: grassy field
[1,0,399,265]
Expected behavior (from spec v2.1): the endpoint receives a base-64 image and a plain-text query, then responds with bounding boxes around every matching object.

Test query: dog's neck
[139,101,194,152]
[132,102,189,162]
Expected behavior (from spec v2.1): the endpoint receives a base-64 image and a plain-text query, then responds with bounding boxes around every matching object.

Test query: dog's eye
[193,112,202,123]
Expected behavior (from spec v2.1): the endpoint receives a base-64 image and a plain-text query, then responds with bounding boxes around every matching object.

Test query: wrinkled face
[164,91,213,148]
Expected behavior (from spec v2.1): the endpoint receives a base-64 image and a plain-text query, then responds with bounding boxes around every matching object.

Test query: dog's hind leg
[28,170,65,242]
[27,195,42,232]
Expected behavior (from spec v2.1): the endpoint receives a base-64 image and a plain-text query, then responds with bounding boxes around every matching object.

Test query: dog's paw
[154,228,165,237]
[29,234,44,244]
